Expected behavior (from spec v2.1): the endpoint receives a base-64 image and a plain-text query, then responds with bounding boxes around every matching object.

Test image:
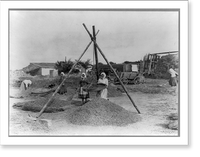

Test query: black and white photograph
[0,1,189,145]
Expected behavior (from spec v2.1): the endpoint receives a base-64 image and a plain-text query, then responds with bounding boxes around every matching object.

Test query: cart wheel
[134,77,140,84]
[123,79,129,85]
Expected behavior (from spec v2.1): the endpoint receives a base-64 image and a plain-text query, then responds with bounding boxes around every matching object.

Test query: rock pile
[20,97,71,113]
[66,98,141,126]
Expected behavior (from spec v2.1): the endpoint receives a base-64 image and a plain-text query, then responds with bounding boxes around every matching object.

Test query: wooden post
[93,25,99,81]
[148,55,152,75]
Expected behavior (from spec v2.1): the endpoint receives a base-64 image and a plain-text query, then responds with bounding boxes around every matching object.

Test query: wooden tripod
[83,23,141,114]
[30,23,140,123]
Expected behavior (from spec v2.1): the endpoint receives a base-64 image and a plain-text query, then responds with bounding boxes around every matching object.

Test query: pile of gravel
[66,98,141,126]
[20,97,71,113]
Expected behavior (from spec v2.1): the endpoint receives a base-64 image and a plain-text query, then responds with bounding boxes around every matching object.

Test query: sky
[10,10,178,70]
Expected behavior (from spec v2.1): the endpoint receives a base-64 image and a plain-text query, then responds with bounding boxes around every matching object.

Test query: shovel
[26,97,55,128]
[27,114,52,128]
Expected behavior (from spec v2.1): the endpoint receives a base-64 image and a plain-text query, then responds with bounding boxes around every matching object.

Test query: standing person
[59,72,65,84]
[97,72,109,100]
[58,72,67,94]
[168,65,178,86]
[78,73,90,104]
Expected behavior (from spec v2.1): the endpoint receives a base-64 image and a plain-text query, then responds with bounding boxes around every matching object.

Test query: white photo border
[0,1,188,145]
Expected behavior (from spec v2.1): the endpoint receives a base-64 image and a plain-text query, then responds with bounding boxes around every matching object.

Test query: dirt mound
[10,87,55,99]
[31,77,60,88]
[37,75,123,97]
[10,88,33,98]
[19,97,71,113]
[66,98,141,126]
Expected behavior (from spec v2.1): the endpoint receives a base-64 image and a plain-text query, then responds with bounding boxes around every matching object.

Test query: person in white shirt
[168,65,178,86]
[97,72,109,99]
[20,79,32,90]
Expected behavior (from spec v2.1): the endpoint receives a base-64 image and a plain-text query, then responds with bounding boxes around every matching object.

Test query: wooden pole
[93,25,99,81]
[82,23,140,114]
[150,51,178,55]
[36,41,93,118]
[95,42,141,114]
[148,55,152,75]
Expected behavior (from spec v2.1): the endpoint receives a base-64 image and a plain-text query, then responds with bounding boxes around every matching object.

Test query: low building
[123,61,140,72]
[22,63,58,77]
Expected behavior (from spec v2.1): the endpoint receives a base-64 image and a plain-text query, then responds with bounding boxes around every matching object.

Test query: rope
[93,44,95,66]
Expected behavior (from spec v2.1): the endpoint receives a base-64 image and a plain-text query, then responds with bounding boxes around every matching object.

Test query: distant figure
[59,72,65,84]
[20,80,32,91]
[86,64,93,76]
[78,73,90,104]
[168,65,178,87]
[97,72,109,100]
[58,72,67,94]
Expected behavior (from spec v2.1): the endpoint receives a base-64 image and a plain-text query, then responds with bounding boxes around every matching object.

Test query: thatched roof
[22,63,56,73]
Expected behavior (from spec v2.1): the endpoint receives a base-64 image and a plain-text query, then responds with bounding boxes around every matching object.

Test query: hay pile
[66,98,141,126]
[20,97,71,113]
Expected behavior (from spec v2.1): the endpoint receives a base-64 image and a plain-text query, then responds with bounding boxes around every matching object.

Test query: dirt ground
[9,78,178,136]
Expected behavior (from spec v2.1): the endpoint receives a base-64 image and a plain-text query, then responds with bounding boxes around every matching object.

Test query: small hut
[22,63,58,77]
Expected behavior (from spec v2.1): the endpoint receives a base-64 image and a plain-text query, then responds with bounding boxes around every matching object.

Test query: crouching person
[20,79,32,91]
